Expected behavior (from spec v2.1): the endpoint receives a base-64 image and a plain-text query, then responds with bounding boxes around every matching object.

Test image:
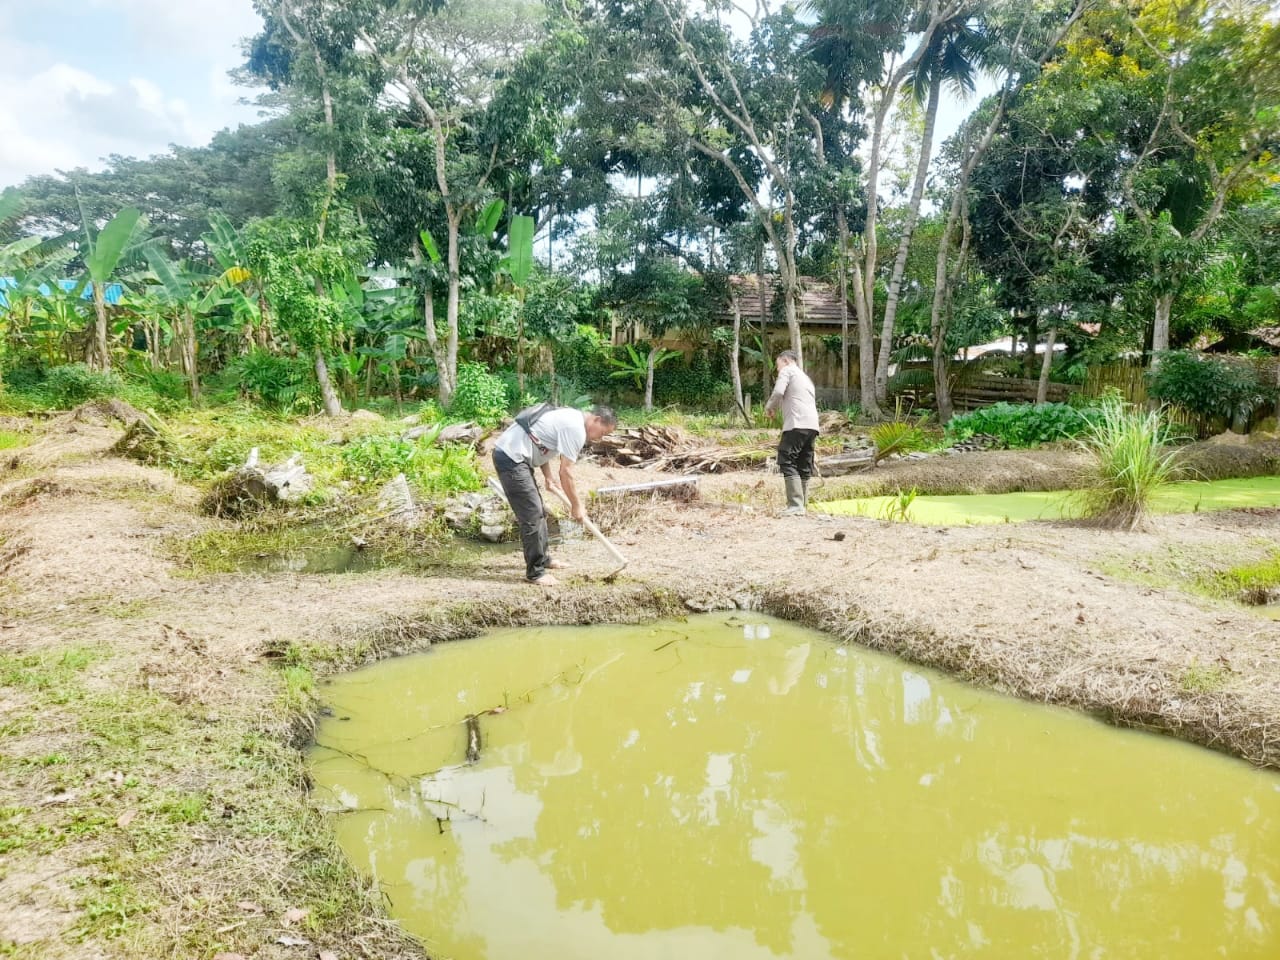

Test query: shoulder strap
[514,402,557,455]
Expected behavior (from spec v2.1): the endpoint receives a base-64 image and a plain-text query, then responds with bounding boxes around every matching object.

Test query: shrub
[228,350,317,412]
[40,363,124,406]
[339,430,483,497]
[946,402,1095,448]
[1077,401,1180,530]
[1148,350,1272,423]
[448,362,509,426]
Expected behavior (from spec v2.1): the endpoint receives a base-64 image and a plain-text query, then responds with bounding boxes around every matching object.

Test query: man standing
[492,404,618,585]
[765,350,820,515]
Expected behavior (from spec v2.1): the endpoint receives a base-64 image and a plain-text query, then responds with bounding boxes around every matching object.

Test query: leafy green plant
[1077,401,1180,530]
[946,401,1096,448]
[880,486,919,522]
[448,362,509,425]
[228,350,317,412]
[40,363,124,406]
[339,429,483,497]
[870,420,927,462]
[1148,350,1272,424]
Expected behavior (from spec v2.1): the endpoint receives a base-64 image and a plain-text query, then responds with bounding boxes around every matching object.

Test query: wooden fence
[1083,359,1280,438]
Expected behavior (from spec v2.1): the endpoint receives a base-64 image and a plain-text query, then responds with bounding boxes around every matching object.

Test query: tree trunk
[730,295,746,423]
[645,348,655,412]
[443,209,462,406]
[548,348,558,405]
[644,346,656,411]
[314,347,343,417]
[1036,325,1058,404]
[837,209,850,409]
[876,75,943,405]
[516,311,525,397]
[756,245,772,397]
[89,281,110,371]
[182,308,200,401]
[850,257,880,417]
[931,191,965,425]
[781,269,802,365]
[1151,291,1173,360]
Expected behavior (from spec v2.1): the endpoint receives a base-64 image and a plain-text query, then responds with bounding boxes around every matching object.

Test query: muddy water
[310,615,1280,959]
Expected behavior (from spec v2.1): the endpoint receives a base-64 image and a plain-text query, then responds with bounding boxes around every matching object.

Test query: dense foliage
[945,402,1097,448]
[1147,351,1275,424]
[0,0,1275,432]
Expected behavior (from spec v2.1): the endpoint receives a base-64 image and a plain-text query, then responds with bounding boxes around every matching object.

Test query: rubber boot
[801,478,810,510]
[783,476,805,515]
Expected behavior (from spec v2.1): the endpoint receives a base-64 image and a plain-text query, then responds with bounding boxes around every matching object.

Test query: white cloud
[0,0,263,188]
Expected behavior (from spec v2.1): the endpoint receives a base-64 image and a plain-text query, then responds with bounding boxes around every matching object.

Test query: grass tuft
[1077,401,1180,530]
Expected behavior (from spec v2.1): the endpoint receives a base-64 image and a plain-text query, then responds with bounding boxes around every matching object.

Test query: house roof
[1203,326,1280,354]
[0,278,124,310]
[722,275,849,326]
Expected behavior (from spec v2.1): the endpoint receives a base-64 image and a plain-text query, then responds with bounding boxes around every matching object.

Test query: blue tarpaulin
[0,277,124,310]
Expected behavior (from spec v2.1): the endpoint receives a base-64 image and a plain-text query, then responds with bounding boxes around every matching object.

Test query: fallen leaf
[276,935,310,947]
[40,790,77,806]
[319,952,339,960]
[212,954,247,960]
[116,809,137,828]
[236,901,263,914]
[281,907,310,926]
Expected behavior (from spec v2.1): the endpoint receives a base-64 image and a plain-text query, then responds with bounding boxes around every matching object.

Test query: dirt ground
[2,413,1278,958]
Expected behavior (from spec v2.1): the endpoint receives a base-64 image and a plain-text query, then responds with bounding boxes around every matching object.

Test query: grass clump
[1206,552,1280,605]
[1077,401,1180,530]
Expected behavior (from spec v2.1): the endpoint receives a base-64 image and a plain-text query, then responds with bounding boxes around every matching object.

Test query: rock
[376,474,415,516]
[403,421,484,446]
[350,409,384,423]
[200,452,314,517]
[479,524,507,542]
[263,455,312,501]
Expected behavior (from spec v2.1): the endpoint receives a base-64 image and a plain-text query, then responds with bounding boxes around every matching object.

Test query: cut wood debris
[591,426,771,473]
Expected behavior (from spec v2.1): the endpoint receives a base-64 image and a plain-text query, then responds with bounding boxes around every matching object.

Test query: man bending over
[492,404,618,585]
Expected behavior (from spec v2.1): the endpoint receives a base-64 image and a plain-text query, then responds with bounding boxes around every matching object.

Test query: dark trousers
[493,450,550,581]
[777,428,818,480]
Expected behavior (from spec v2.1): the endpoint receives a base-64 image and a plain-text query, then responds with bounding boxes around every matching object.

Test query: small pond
[817,475,1280,525]
[310,615,1280,959]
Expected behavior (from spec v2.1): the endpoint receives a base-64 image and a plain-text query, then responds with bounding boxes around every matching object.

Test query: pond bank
[2,415,1278,958]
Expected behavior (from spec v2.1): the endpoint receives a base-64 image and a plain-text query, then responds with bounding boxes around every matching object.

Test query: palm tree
[875,10,990,406]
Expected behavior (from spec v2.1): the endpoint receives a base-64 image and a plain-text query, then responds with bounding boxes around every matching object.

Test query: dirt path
[2,417,1278,958]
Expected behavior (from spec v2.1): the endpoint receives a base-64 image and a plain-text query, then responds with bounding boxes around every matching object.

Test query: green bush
[448,362,509,425]
[946,402,1096,448]
[227,350,318,412]
[1148,350,1272,423]
[40,363,124,406]
[339,431,483,497]
[653,350,731,407]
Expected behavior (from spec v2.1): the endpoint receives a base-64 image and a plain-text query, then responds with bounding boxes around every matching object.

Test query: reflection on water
[311,615,1280,959]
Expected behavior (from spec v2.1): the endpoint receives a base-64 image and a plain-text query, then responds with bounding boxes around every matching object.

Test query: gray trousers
[493,449,549,581]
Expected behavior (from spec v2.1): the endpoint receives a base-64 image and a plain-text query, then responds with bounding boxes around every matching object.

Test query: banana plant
[609,342,682,412]
[0,237,73,378]
[203,212,264,351]
[502,213,537,395]
[142,249,219,399]
[76,200,145,371]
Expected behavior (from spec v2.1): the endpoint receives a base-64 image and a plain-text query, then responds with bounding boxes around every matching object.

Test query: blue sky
[0,0,265,188]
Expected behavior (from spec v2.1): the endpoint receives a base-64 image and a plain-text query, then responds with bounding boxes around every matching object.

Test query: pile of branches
[591,426,770,473]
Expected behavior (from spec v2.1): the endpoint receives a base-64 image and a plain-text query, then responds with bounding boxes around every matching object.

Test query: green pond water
[817,475,1280,525]
[310,615,1280,960]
